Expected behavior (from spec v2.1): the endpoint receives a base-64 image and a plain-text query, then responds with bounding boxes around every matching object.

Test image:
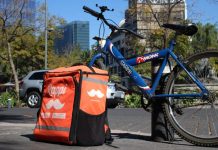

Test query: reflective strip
[139,85,150,90]
[83,76,107,85]
[35,125,70,132]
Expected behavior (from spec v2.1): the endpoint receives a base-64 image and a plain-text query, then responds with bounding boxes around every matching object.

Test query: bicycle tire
[163,50,218,146]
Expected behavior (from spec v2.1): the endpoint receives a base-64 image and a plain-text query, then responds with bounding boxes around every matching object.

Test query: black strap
[69,72,82,143]
[71,63,84,66]
[87,65,96,73]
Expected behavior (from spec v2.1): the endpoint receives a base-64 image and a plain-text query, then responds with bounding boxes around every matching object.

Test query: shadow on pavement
[22,133,218,149]
[112,132,151,141]
[22,134,121,149]
[0,141,20,150]
[22,134,35,141]
[111,132,206,148]
[22,134,72,146]
[22,134,111,148]
[0,114,35,123]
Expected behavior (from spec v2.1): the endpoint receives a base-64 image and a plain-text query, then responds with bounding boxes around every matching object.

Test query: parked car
[106,82,125,108]
[19,70,47,108]
[20,70,125,108]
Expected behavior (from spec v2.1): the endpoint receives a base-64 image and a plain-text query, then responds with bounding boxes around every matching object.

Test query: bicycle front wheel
[164,50,218,146]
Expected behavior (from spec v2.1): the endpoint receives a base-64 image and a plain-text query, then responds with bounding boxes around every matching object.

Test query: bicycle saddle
[162,23,198,36]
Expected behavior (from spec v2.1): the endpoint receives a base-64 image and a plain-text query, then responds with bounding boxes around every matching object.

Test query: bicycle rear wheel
[163,50,218,146]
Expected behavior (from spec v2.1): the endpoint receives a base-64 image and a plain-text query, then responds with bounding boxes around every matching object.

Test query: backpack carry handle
[71,63,96,73]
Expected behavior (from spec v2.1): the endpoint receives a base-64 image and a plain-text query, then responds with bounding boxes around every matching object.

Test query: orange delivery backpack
[33,65,110,146]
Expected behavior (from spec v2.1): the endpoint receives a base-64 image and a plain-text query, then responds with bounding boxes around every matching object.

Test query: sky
[41,0,218,46]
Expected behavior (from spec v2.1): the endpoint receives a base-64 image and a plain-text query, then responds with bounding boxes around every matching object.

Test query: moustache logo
[87,89,104,98]
[46,99,65,110]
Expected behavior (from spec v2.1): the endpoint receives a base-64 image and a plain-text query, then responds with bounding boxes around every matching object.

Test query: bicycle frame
[89,38,208,100]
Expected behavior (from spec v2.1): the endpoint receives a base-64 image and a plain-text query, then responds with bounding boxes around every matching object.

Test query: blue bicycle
[83,5,218,146]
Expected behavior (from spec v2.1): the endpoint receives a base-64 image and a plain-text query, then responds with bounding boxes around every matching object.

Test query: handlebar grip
[83,6,100,18]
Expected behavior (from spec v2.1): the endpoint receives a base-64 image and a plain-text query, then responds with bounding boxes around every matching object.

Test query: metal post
[45,0,48,69]
[8,98,12,109]
[151,59,174,142]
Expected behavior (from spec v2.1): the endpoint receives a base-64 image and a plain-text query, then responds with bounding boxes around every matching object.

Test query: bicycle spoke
[164,51,218,146]
[210,105,218,136]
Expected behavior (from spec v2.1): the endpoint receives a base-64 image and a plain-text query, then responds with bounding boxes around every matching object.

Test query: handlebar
[83,6,144,39]
[83,6,101,19]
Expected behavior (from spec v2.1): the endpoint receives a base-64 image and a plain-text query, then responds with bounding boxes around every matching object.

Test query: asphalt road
[0,107,217,150]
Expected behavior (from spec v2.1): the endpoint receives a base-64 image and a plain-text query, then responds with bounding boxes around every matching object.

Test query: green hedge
[124,93,141,108]
[0,92,16,108]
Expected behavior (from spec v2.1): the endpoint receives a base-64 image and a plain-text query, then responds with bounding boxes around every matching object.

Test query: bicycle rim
[164,50,218,146]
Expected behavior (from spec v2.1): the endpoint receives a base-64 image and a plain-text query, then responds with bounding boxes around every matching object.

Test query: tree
[124,0,190,77]
[125,35,152,77]
[191,23,218,51]
[48,46,91,69]
[126,0,185,48]
[80,49,91,64]
[0,0,34,104]
[35,3,67,70]
[0,1,67,105]
[145,0,187,50]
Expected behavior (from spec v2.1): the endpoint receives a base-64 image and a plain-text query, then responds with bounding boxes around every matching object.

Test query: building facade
[54,21,89,54]
[109,0,186,87]
[126,0,186,39]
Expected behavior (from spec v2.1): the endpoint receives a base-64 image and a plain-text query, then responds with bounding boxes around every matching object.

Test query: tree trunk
[7,42,20,105]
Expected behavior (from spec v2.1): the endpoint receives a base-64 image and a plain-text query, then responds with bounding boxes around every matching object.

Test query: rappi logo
[48,84,67,97]
[41,84,67,120]
[136,53,159,64]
